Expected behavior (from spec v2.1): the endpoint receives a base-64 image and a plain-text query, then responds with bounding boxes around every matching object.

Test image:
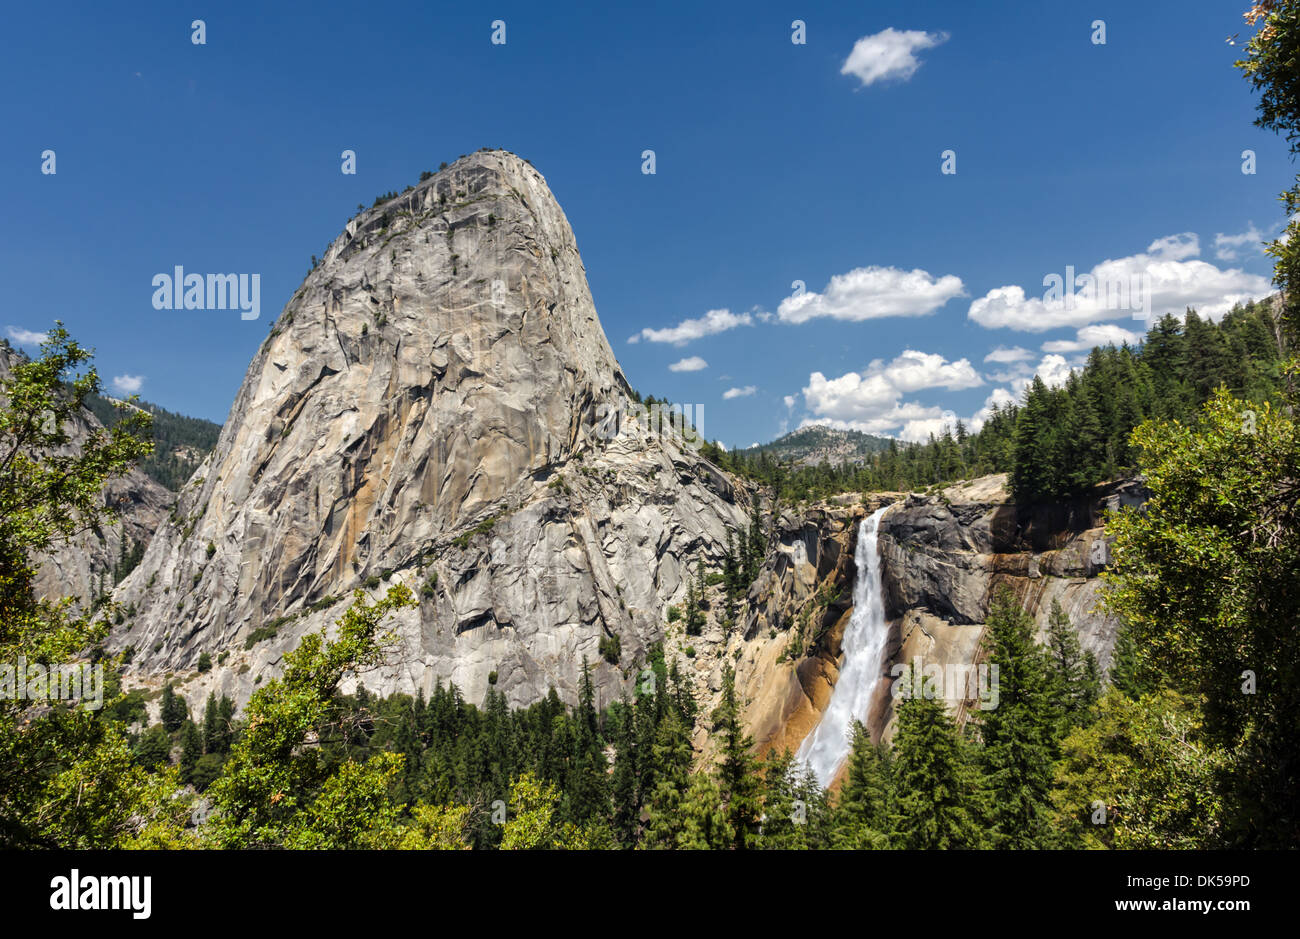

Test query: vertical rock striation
[107,150,750,712]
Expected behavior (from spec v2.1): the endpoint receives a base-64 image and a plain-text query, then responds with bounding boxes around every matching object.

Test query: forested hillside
[740,426,893,466]
[704,300,1285,503]
[82,393,221,491]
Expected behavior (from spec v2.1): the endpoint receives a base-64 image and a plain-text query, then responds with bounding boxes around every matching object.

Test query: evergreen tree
[677,771,733,850]
[564,658,609,826]
[216,695,236,752]
[976,589,1058,848]
[1044,599,1100,731]
[711,665,761,849]
[642,710,693,848]
[890,690,984,849]
[745,498,765,583]
[1108,621,1157,700]
[683,560,705,637]
[833,721,892,848]
[160,681,188,733]
[756,749,806,848]
[609,696,640,847]
[178,719,203,785]
[133,724,172,771]
[723,530,741,619]
[201,692,221,754]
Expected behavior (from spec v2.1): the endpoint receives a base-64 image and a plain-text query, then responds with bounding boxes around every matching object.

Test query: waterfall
[795,505,891,789]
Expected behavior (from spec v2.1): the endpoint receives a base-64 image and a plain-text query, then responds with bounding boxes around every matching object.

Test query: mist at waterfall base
[795,507,891,789]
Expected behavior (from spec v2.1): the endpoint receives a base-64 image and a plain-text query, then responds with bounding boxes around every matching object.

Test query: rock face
[108,150,751,713]
[0,346,173,605]
[736,474,1144,755]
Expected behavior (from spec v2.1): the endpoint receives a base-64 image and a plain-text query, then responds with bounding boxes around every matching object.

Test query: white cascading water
[796,505,891,789]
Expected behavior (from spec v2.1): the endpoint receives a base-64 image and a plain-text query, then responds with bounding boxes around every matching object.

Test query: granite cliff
[732,474,1142,761]
[107,151,751,713]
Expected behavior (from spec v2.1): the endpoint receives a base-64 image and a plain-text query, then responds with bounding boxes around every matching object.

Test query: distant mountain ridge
[743,425,893,467]
[82,393,222,491]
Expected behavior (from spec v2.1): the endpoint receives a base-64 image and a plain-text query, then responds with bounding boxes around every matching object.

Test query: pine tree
[565,658,609,826]
[677,771,733,850]
[745,498,765,583]
[834,721,892,848]
[1011,377,1052,500]
[1044,599,1100,731]
[1108,622,1155,700]
[160,681,188,733]
[610,696,640,847]
[711,665,761,849]
[216,695,236,752]
[975,588,1058,848]
[683,559,706,637]
[133,724,172,771]
[756,749,806,848]
[178,720,203,784]
[202,692,221,754]
[891,688,984,849]
[642,710,693,848]
[723,530,741,618]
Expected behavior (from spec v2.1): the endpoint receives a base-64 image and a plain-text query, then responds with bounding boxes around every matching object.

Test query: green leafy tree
[1051,690,1227,848]
[1237,0,1300,361]
[0,327,195,848]
[500,772,607,849]
[1104,391,1300,845]
[204,585,415,848]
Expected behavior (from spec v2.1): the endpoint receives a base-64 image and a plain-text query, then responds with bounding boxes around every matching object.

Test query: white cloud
[967,233,1271,332]
[1031,354,1074,389]
[898,412,962,442]
[1213,223,1268,261]
[841,28,948,88]
[796,349,982,437]
[1041,323,1141,354]
[723,385,757,400]
[983,345,1033,364]
[112,374,145,395]
[783,395,796,409]
[668,356,708,372]
[5,326,48,345]
[628,308,752,345]
[777,266,965,324]
[1000,355,1075,401]
[969,388,1018,433]
[797,405,945,438]
[1146,232,1201,262]
[985,366,1032,383]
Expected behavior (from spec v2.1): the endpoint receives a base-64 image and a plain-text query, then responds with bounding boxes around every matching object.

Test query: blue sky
[0,0,1290,448]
